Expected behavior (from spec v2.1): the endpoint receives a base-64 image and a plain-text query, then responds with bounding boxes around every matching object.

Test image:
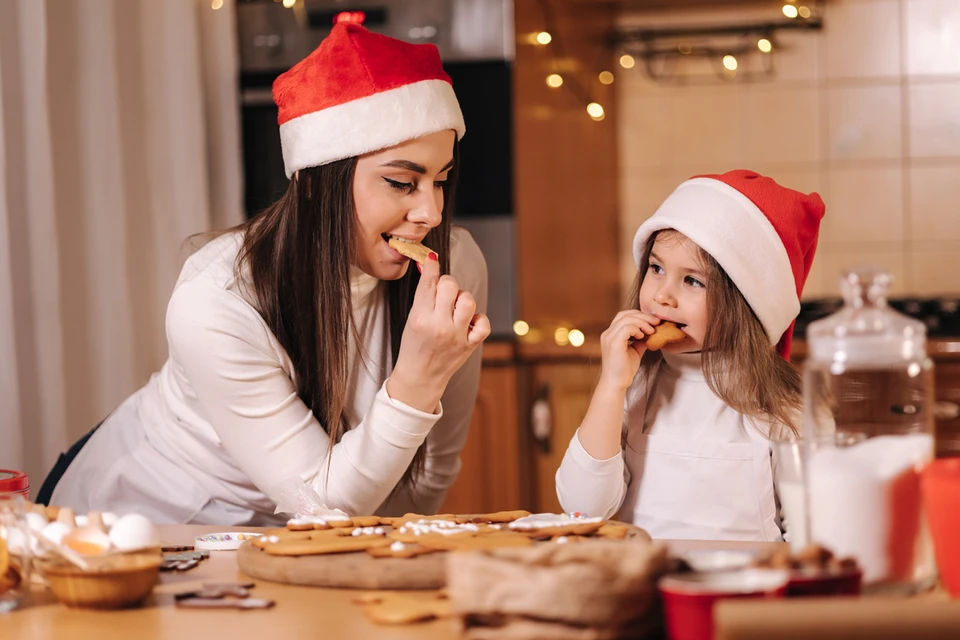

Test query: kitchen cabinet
[931,358,960,457]
[440,341,524,514]
[525,359,602,513]
[517,341,603,513]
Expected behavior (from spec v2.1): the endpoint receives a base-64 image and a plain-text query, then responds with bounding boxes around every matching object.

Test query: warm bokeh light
[586,102,605,121]
[619,54,636,69]
[568,329,585,348]
[798,6,811,18]
[546,74,563,88]
[513,320,530,337]
[782,4,799,18]
[722,55,738,71]
[554,327,570,346]
[598,71,615,85]
[536,31,552,45]
[757,38,772,53]
[211,0,223,9]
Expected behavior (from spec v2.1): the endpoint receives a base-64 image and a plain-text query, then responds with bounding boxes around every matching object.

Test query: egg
[25,512,49,532]
[107,514,160,551]
[102,512,119,528]
[5,527,31,555]
[41,521,73,546]
[63,526,112,556]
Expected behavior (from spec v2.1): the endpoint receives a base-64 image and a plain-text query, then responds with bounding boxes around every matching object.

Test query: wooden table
[2,525,781,640]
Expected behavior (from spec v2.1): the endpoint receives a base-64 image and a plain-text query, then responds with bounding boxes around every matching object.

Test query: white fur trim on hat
[632,177,799,346]
[279,79,465,178]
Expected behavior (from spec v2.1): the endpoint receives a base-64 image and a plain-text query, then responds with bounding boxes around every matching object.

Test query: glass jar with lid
[802,267,935,594]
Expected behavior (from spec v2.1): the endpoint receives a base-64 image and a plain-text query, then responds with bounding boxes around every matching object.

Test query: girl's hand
[387,254,491,413]
[598,310,660,392]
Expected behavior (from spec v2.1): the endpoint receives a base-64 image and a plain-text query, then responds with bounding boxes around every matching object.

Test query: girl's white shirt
[556,351,791,541]
[52,228,487,525]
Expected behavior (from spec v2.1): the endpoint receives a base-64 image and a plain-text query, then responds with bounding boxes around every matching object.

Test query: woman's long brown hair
[219,145,457,495]
[632,230,801,437]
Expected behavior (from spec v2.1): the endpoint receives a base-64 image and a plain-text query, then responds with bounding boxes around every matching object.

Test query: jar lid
[806,267,927,366]
[0,469,29,493]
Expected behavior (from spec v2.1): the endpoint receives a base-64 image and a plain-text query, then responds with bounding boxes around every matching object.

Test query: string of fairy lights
[529,0,611,123]
[532,0,821,109]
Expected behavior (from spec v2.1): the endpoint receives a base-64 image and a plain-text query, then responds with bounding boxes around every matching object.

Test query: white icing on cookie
[287,516,328,526]
[390,541,406,552]
[399,519,481,536]
[308,506,351,522]
[508,513,603,530]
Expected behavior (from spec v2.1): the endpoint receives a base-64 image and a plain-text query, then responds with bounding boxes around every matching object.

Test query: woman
[41,21,491,525]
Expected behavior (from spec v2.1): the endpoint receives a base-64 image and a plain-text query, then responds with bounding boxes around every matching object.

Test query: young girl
[556,170,825,541]
[39,21,491,525]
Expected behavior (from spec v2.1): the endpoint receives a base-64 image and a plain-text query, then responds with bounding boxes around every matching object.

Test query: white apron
[618,378,782,541]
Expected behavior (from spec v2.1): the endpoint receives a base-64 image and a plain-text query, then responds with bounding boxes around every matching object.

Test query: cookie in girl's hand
[387,236,434,264]
[644,322,686,351]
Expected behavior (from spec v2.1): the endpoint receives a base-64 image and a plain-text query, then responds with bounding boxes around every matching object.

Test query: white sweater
[52,228,487,525]
[556,352,789,540]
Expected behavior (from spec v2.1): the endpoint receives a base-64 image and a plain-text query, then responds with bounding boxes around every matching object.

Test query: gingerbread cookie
[508,513,605,537]
[354,591,450,625]
[263,534,390,557]
[351,516,382,528]
[389,519,481,544]
[366,541,441,559]
[286,516,332,531]
[416,532,534,552]
[454,510,532,525]
[596,523,629,540]
[645,322,686,351]
[252,528,316,549]
[387,237,434,264]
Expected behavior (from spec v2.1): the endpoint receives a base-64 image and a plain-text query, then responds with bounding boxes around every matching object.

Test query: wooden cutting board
[237,521,650,590]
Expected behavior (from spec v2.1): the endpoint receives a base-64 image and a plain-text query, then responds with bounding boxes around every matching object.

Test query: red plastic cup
[921,458,960,597]
[659,569,789,640]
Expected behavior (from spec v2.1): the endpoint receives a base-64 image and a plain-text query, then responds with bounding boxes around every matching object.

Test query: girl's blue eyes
[648,263,705,288]
[384,177,448,193]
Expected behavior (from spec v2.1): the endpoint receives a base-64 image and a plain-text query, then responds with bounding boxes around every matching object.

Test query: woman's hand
[598,310,660,392]
[387,254,491,413]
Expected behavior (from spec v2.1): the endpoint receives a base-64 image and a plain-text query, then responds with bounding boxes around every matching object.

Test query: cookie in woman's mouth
[384,234,434,264]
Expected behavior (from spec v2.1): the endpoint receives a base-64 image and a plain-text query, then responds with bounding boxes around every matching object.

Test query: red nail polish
[416,261,423,274]
[428,252,438,262]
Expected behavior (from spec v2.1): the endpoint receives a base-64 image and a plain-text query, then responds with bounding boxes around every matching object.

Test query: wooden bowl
[38,552,162,609]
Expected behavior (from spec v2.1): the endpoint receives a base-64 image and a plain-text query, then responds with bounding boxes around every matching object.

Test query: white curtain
[0,0,244,494]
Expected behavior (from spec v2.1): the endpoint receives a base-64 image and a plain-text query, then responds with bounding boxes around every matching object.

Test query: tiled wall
[616,0,960,300]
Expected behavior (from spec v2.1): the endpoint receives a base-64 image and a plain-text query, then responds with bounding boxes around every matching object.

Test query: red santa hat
[272,21,465,178]
[632,170,825,359]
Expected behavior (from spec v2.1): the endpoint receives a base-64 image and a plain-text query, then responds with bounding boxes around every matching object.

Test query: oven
[236,0,516,336]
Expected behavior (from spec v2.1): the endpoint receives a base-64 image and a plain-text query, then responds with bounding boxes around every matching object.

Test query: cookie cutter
[176,598,275,610]
[161,550,210,572]
[174,582,274,609]
[161,559,200,572]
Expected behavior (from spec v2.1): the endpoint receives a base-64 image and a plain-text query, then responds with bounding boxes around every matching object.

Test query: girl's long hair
[209,145,457,493]
[632,229,801,437]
